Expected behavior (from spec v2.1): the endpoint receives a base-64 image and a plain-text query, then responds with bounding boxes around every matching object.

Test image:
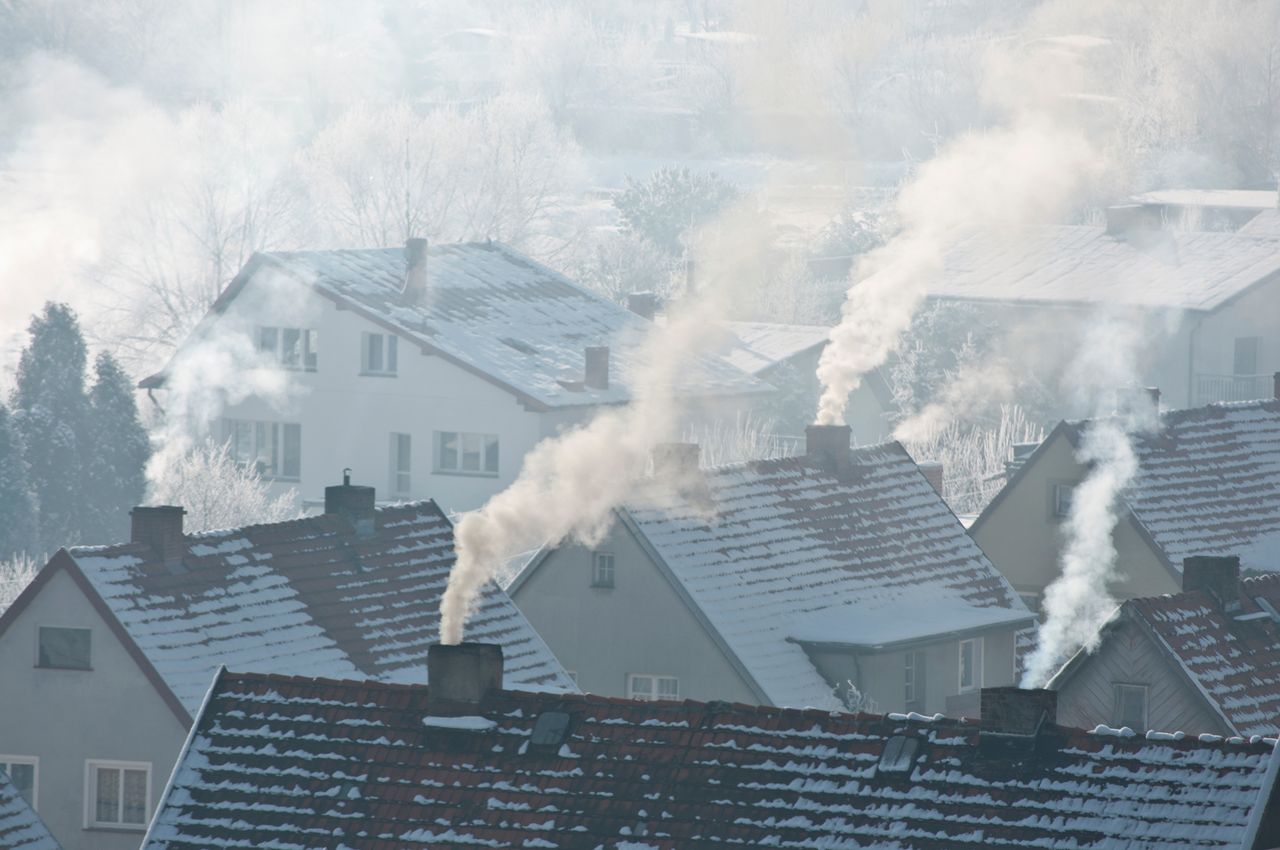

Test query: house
[971,394,1280,610]
[1050,555,1280,738]
[1130,189,1278,232]
[0,768,59,850]
[509,424,1034,715]
[720,320,895,444]
[0,478,572,850]
[143,643,1280,850]
[917,214,1280,407]
[140,240,770,514]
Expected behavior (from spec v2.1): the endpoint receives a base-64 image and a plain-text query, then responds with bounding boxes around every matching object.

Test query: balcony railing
[1194,373,1274,405]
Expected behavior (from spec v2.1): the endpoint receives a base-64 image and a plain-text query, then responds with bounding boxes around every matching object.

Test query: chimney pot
[325,474,377,537]
[130,506,186,570]
[404,238,429,303]
[1182,555,1241,607]
[917,460,945,498]
[584,346,610,390]
[427,643,504,716]
[626,291,660,320]
[652,442,699,478]
[980,687,1058,736]
[805,424,853,476]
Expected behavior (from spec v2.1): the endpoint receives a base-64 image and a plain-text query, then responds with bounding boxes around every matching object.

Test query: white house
[141,240,770,513]
[0,480,572,850]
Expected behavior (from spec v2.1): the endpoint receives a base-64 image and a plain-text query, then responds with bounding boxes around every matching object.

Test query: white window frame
[958,637,983,693]
[904,651,921,708]
[221,419,302,481]
[627,674,679,702]
[84,760,151,831]
[1113,683,1149,730]
[361,332,399,376]
[258,326,318,371]
[0,756,39,810]
[433,431,500,477]
[35,624,91,670]
[390,432,411,496]
[591,552,615,588]
[1051,483,1074,518]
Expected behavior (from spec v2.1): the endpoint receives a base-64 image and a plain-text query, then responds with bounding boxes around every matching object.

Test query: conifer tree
[84,352,151,543]
[0,404,38,557]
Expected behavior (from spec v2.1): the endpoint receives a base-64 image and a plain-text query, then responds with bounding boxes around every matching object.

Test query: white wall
[1192,277,1280,400]
[0,569,189,850]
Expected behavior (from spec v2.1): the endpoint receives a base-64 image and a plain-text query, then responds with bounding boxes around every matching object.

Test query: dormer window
[258,327,318,371]
[362,332,398,376]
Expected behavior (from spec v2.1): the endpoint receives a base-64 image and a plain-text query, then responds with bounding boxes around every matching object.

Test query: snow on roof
[239,243,767,409]
[68,501,574,713]
[1125,573,1280,737]
[1066,400,1280,572]
[790,594,1034,648]
[1133,189,1279,210]
[620,443,1029,709]
[719,321,829,376]
[145,670,1280,850]
[922,225,1280,311]
[1241,208,1280,238]
[0,770,59,850]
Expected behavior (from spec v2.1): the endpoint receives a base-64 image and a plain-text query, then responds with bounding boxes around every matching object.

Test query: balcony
[1194,373,1275,405]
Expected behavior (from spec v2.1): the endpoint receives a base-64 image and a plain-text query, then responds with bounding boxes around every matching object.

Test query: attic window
[878,735,920,773]
[528,711,572,751]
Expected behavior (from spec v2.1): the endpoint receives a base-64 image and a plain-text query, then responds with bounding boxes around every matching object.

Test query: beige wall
[0,569,189,850]
[1054,618,1228,735]
[510,520,760,704]
[972,433,1179,608]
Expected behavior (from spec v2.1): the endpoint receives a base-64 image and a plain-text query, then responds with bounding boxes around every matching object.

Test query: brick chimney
[918,461,944,498]
[626,291,659,320]
[584,346,610,390]
[427,643,504,716]
[131,506,186,570]
[981,687,1057,737]
[1115,386,1160,418]
[1183,555,1241,608]
[652,442,699,478]
[805,424,852,476]
[404,237,429,303]
[325,470,376,537]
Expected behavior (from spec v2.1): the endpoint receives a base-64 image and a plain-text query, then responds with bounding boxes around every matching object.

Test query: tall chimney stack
[131,506,186,570]
[325,470,377,537]
[584,346,610,390]
[1182,555,1241,609]
[981,687,1057,736]
[805,424,852,477]
[427,643,504,716]
[404,237,429,303]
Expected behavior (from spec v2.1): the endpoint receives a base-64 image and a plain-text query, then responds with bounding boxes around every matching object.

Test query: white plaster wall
[1192,278,1280,394]
[0,570,189,850]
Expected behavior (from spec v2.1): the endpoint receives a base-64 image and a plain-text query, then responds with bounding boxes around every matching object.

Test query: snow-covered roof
[146,242,768,409]
[619,443,1030,709]
[1241,209,1280,238]
[1133,189,1278,210]
[922,225,1280,311]
[1066,400,1280,572]
[719,320,829,376]
[790,595,1034,648]
[144,669,1280,850]
[65,501,574,714]
[0,770,58,850]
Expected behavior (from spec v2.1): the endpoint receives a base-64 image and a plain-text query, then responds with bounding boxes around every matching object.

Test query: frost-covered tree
[0,553,39,615]
[12,303,90,551]
[147,440,297,533]
[0,404,39,558]
[614,167,740,256]
[82,352,150,543]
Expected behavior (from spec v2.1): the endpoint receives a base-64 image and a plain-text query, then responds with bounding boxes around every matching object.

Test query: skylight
[878,735,920,773]
[529,711,572,749]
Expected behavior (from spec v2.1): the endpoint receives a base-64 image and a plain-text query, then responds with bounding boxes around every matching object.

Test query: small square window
[628,674,678,701]
[591,552,615,588]
[0,757,38,809]
[86,761,150,830]
[434,431,499,477]
[38,627,90,670]
[1113,684,1148,730]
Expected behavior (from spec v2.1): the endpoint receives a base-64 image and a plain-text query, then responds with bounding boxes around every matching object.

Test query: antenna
[404,135,412,241]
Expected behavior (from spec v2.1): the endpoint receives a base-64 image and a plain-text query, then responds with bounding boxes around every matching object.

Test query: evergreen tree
[0,404,38,557]
[11,303,90,551]
[83,352,151,543]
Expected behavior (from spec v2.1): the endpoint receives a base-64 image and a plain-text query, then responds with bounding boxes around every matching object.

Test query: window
[390,433,411,495]
[1052,483,1074,518]
[85,761,149,830]
[904,651,926,710]
[877,736,920,773]
[435,431,499,476]
[1234,336,1260,376]
[959,638,983,693]
[591,552,615,588]
[361,332,398,375]
[628,674,679,701]
[221,419,301,480]
[0,757,37,809]
[258,326,318,371]
[37,626,90,670]
[1113,683,1148,730]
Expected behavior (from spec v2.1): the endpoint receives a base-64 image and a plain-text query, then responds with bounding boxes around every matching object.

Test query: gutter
[787,613,1038,654]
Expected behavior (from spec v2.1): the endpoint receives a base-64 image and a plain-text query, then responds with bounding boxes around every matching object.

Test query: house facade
[0,482,572,850]
[509,425,1034,715]
[972,395,1280,611]
[141,241,769,514]
[142,644,1280,850]
[1050,556,1280,738]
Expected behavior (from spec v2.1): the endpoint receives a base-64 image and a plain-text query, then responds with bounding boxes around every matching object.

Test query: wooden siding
[1055,619,1229,735]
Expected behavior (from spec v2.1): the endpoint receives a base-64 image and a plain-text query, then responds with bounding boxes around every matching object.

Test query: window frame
[361,332,399,377]
[904,650,925,710]
[221,418,301,481]
[1050,482,1074,518]
[958,637,983,693]
[257,326,318,372]
[0,755,39,810]
[1112,683,1149,731]
[433,431,500,477]
[35,625,91,671]
[390,432,412,496]
[627,674,679,702]
[83,760,151,831]
[591,552,616,588]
